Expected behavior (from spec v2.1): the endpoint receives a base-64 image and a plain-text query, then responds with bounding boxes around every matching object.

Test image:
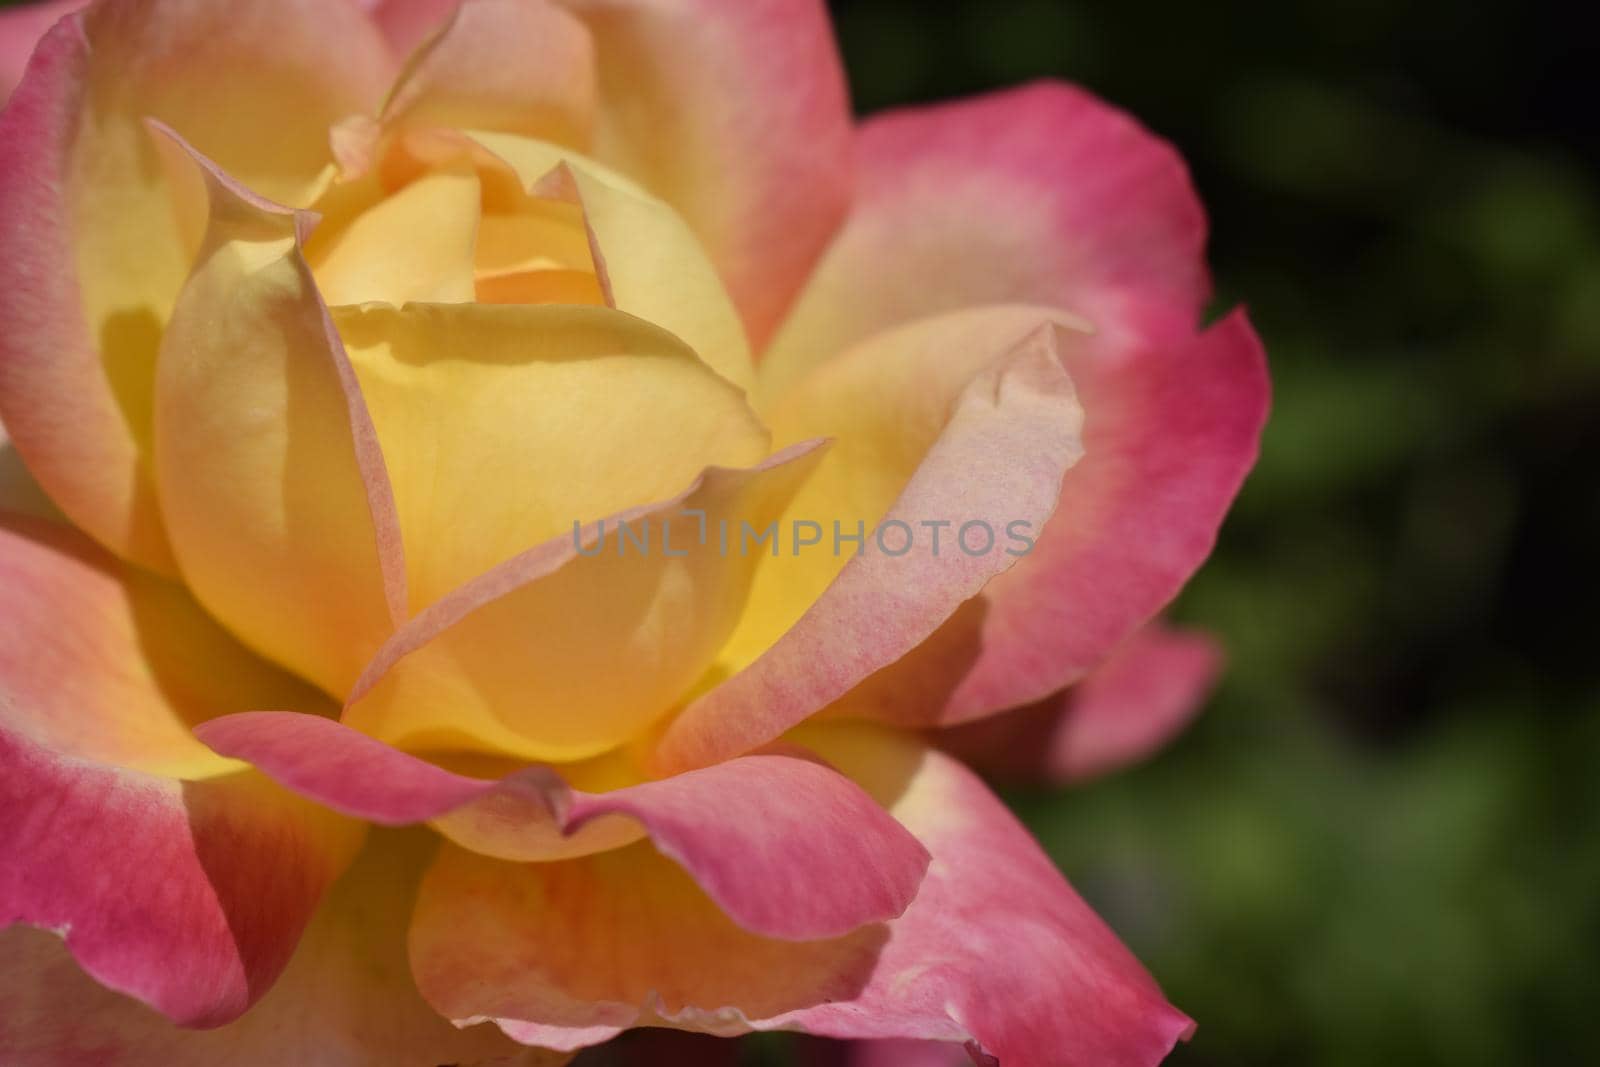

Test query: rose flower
[0,1,1267,1064]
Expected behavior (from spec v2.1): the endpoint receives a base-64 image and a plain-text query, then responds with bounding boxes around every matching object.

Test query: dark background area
[817,1,1600,1064]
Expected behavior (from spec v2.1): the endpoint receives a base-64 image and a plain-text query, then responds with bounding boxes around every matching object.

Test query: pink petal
[0,833,568,1065]
[653,322,1084,773]
[405,726,1190,1063]
[941,623,1224,785]
[363,0,463,55]
[753,82,1268,727]
[0,515,337,778]
[0,517,363,1029]
[0,743,360,1029]
[760,80,1211,399]
[809,312,1267,730]
[410,839,895,1053]
[932,312,1266,719]
[197,712,929,942]
[555,0,854,349]
[0,0,76,105]
[775,726,1195,1067]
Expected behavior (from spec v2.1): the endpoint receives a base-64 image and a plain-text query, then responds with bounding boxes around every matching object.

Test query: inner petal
[310,167,482,306]
[332,301,770,615]
[306,158,608,312]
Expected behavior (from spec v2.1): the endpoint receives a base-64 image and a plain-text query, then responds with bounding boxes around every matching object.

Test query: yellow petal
[155,145,405,697]
[476,268,605,306]
[342,444,826,763]
[716,305,1088,674]
[334,301,769,612]
[474,201,594,276]
[437,129,755,392]
[310,167,481,307]
[0,1,391,572]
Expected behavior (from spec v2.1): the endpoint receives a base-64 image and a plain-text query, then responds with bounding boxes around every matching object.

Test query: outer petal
[746,82,1267,724]
[837,313,1267,725]
[552,0,854,349]
[154,139,408,697]
[409,841,896,1053]
[0,2,392,571]
[0,0,76,105]
[0,517,334,778]
[342,444,826,762]
[653,318,1085,773]
[758,81,1209,401]
[0,832,568,1066]
[378,0,595,148]
[775,725,1194,1067]
[197,712,928,940]
[940,623,1223,785]
[0,519,363,1028]
[334,300,767,612]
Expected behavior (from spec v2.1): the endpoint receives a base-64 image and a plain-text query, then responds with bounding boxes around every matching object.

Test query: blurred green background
[819,1,1600,1064]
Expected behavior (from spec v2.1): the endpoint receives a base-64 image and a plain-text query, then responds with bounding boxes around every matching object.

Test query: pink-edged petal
[378,0,595,147]
[409,840,894,1053]
[0,516,364,1028]
[652,321,1084,773]
[0,2,393,572]
[553,0,854,349]
[341,444,824,763]
[747,81,1266,725]
[0,741,361,1029]
[941,623,1223,785]
[198,711,928,942]
[776,725,1194,1067]
[0,0,76,105]
[0,516,334,778]
[840,312,1267,726]
[0,14,174,570]
[0,833,569,1066]
[153,133,409,697]
[759,80,1210,399]
[364,0,462,55]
